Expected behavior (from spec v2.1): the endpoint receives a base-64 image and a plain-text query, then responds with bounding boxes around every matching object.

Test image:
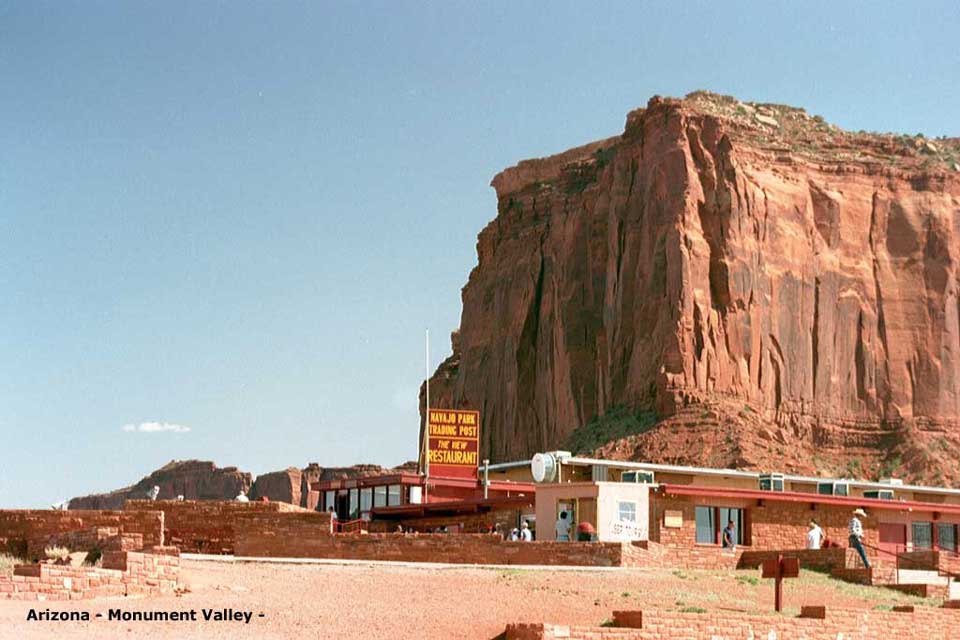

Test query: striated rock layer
[425,92,960,484]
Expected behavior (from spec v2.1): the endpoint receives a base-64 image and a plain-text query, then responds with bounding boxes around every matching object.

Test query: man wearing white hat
[848,508,870,568]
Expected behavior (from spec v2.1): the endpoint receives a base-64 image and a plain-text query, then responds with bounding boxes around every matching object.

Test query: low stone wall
[737,547,846,571]
[0,510,163,559]
[366,508,523,534]
[45,527,144,553]
[0,547,180,601]
[124,499,306,554]
[505,606,960,640]
[235,525,632,566]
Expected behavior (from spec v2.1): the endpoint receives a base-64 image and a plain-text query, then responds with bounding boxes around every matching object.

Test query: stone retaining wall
[0,547,180,601]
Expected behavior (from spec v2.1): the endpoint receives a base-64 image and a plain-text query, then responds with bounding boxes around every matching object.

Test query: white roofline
[492,455,960,497]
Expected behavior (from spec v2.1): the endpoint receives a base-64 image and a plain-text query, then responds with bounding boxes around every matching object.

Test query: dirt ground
[0,559,943,639]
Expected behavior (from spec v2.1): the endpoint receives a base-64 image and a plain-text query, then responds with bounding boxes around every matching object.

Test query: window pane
[913,522,933,549]
[374,486,387,508]
[360,488,372,512]
[388,485,401,506]
[349,489,359,518]
[834,484,849,496]
[618,501,636,522]
[937,524,956,551]
[817,483,833,495]
[324,491,335,511]
[695,506,715,544]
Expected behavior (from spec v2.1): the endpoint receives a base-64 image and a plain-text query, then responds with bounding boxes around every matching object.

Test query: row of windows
[323,485,403,518]
[912,522,957,551]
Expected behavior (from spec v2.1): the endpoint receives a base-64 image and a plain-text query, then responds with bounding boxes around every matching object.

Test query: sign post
[761,554,799,612]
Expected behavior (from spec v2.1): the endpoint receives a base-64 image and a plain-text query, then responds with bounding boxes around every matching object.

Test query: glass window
[695,506,715,544]
[817,482,833,495]
[834,483,849,496]
[324,491,335,512]
[618,501,636,522]
[373,485,387,508]
[913,522,933,549]
[937,524,957,552]
[388,485,402,506]
[360,488,373,513]
[349,489,359,519]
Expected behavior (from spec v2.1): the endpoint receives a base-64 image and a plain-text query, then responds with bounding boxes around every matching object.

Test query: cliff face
[68,460,252,510]
[426,92,960,483]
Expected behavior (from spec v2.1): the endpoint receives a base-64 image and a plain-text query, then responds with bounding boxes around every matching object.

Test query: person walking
[806,520,824,550]
[848,509,870,568]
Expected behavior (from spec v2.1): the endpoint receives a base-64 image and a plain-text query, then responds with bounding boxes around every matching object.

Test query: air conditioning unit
[621,470,655,484]
[864,489,894,500]
[817,481,849,496]
[759,473,785,492]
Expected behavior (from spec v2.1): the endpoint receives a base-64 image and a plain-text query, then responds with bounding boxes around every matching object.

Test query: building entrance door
[879,522,906,556]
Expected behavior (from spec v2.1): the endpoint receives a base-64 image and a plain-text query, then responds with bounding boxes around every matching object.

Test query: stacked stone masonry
[123,499,306,554]
[0,510,163,559]
[505,606,960,640]
[0,547,181,601]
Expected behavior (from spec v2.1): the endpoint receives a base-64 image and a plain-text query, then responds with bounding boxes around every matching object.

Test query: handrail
[333,519,368,534]
[858,541,960,583]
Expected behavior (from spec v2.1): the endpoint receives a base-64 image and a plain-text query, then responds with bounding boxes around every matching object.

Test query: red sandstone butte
[68,460,252,510]
[424,91,960,484]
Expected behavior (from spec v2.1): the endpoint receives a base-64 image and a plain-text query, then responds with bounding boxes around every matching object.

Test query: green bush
[563,406,658,454]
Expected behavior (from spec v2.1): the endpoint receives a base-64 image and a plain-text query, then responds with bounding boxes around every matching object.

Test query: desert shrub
[83,548,103,566]
[0,553,23,577]
[44,546,70,563]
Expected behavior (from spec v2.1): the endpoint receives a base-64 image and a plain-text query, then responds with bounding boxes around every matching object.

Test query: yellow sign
[427,409,480,479]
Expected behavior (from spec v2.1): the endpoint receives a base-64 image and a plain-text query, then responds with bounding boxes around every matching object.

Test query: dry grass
[43,546,70,562]
[0,554,22,577]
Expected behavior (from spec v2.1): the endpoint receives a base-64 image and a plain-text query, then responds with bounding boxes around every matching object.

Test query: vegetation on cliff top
[563,406,658,456]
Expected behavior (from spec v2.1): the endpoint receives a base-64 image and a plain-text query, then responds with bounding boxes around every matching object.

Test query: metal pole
[483,459,490,499]
[424,328,430,501]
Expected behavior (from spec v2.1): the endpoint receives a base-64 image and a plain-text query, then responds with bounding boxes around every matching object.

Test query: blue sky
[1,2,957,507]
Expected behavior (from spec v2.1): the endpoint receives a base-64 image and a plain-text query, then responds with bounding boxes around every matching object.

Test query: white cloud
[121,422,191,434]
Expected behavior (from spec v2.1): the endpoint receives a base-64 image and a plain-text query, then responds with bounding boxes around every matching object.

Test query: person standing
[520,520,533,542]
[555,511,572,542]
[807,520,824,550]
[722,519,737,551]
[848,509,870,568]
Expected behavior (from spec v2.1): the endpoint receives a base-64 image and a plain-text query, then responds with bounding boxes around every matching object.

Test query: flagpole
[424,328,430,502]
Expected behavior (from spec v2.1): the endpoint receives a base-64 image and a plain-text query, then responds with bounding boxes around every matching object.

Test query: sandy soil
[0,559,941,639]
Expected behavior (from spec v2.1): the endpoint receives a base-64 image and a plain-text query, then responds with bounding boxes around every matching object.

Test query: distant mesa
[68,459,418,510]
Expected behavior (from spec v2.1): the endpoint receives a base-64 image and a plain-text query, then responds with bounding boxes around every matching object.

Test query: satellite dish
[531,453,557,483]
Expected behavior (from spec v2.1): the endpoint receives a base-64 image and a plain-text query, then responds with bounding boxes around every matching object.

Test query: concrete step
[897,569,947,585]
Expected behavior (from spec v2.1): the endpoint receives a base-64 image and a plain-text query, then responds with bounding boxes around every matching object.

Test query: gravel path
[0,559,938,639]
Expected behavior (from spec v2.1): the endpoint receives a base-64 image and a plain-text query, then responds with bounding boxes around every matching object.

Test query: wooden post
[775,553,783,612]
[762,554,799,613]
